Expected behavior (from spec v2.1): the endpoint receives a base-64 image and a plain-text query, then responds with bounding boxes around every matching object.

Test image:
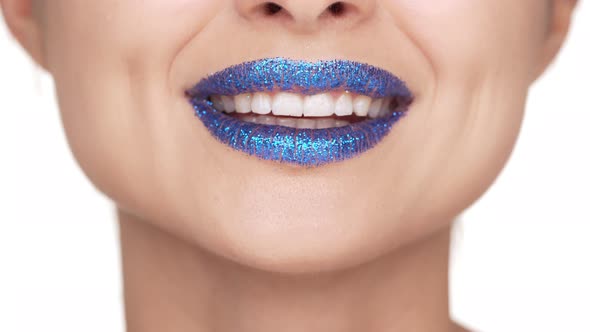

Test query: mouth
[186,58,413,167]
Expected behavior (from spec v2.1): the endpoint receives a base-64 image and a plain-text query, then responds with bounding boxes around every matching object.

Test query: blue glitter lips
[186,58,413,167]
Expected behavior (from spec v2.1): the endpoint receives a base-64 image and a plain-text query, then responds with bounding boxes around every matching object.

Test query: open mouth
[208,91,401,129]
[186,58,413,167]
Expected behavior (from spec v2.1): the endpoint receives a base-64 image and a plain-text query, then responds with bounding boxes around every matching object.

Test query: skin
[1,0,577,331]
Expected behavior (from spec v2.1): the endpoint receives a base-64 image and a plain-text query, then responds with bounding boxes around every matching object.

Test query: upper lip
[186,57,414,107]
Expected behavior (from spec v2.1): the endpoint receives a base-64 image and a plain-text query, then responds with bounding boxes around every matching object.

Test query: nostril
[248,1,363,27]
[263,2,283,16]
[327,2,346,17]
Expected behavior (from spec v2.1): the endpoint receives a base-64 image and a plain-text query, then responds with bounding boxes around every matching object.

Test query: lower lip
[190,99,407,167]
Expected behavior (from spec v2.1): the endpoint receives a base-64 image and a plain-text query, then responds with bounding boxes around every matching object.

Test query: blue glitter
[186,58,413,167]
[187,58,413,100]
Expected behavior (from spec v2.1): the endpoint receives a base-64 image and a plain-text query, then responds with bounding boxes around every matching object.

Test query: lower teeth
[229,113,352,129]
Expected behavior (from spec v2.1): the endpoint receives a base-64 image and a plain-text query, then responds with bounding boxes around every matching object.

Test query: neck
[119,209,460,332]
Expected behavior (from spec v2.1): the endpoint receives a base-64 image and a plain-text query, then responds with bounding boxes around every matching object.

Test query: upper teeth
[210,92,392,119]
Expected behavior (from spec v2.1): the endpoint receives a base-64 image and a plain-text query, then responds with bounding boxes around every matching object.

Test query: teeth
[252,93,272,115]
[239,115,353,128]
[297,118,317,129]
[272,92,303,117]
[353,96,371,117]
[211,92,394,124]
[317,119,336,129]
[212,95,225,111]
[221,96,235,113]
[379,98,392,117]
[334,92,353,116]
[368,99,383,118]
[303,93,335,117]
[276,117,297,128]
[335,120,350,127]
[258,115,276,126]
[235,93,252,114]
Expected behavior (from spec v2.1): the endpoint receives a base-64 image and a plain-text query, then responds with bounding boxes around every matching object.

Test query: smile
[186,58,413,167]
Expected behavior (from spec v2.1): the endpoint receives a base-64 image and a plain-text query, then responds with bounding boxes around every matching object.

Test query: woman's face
[33,0,557,272]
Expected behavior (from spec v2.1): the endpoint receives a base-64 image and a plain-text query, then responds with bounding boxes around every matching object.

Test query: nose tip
[236,0,375,33]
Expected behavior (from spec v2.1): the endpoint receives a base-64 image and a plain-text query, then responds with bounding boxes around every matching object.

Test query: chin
[191,211,404,275]
[141,173,456,275]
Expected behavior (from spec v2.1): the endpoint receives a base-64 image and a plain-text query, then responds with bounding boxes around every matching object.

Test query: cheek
[44,1,218,76]
[371,0,547,222]
[391,0,546,78]
[43,0,220,218]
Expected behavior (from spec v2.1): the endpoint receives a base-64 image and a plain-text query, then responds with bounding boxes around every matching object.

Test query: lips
[186,58,413,167]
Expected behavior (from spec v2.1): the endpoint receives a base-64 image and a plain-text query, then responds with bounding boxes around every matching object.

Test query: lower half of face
[44,0,546,273]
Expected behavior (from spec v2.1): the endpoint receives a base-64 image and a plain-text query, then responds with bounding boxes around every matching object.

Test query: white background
[0,4,589,332]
